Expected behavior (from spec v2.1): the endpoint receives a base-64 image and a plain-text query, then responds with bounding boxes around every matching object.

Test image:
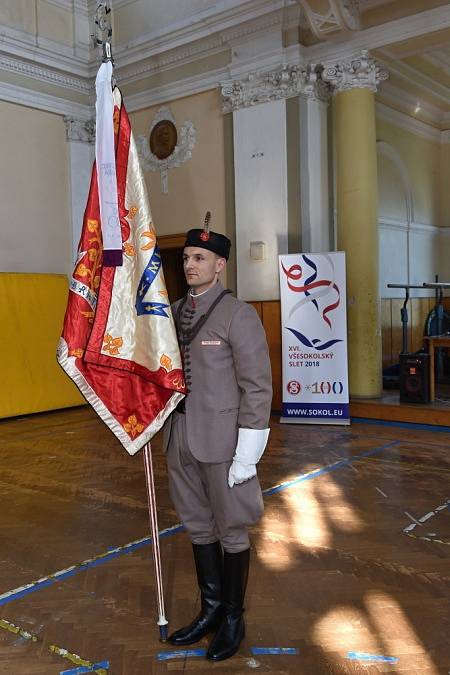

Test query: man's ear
[216,257,226,273]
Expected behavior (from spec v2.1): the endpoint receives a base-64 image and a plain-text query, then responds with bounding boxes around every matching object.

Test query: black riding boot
[206,548,250,661]
[168,542,223,646]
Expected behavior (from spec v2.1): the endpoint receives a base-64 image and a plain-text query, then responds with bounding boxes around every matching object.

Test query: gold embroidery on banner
[69,348,84,358]
[140,229,156,251]
[103,334,123,355]
[75,219,102,305]
[113,108,120,135]
[123,243,136,256]
[172,375,185,389]
[160,354,172,372]
[75,263,90,278]
[80,311,95,323]
[128,206,138,219]
[123,415,144,438]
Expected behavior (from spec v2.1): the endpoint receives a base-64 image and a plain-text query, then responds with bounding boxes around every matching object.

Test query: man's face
[183,246,225,294]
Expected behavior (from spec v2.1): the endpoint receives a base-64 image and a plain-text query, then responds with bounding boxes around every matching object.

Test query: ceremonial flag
[57,67,185,455]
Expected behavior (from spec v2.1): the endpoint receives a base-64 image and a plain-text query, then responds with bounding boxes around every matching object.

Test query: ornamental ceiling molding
[379,79,444,127]
[114,36,226,84]
[0,23,90,77]
[307,4,450,62]
[375,103,442,144]
[386,58,450,108]
[221,63,330,112]
[0,54,91,95]
[136,107,196,194]
[297,0,360,40]
[112,3,298,74]
[422,50,450,74]
[44,0,78,10]
[322,50,388,92]
[124,65,230,113]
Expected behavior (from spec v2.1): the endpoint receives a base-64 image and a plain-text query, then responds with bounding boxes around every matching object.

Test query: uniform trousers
[166,411,264,553]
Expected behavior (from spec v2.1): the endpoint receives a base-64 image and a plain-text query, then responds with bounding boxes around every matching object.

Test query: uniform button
[185,368,191,373]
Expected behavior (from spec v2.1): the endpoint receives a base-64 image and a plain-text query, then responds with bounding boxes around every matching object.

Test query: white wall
[0,101,72,275]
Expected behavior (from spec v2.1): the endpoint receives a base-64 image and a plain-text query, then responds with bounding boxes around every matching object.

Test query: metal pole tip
[159,624,169,642]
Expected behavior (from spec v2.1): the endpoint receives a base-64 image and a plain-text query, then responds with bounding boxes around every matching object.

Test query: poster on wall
[279,252,349,425]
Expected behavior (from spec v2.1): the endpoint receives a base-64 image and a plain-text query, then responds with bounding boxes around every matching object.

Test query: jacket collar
[187,280,225,312]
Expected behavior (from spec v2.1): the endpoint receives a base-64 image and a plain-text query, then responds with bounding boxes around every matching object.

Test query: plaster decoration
[0,54,90,94]
[64,117,95,143]
[340,0,361,30]
[301,63,331,102]
[297,0,360,40]
[322,50,388,92]
[136,107,196,195]
[221,63,330,112]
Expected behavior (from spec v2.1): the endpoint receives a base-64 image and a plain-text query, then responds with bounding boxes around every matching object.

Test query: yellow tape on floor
[0,273,85,418]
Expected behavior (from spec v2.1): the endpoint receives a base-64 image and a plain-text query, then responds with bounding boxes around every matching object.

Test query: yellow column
[326,53,388,397]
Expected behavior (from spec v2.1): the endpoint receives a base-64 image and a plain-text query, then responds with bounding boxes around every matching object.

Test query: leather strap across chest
[175,289,231,346]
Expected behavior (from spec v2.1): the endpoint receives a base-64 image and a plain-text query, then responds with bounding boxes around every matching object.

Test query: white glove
[228,428,270,488]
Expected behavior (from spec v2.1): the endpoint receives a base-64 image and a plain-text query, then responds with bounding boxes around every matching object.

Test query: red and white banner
[57,83,185,454]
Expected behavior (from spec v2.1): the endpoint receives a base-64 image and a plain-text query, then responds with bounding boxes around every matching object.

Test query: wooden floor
[350,388,450,427]
[0,407,449,674]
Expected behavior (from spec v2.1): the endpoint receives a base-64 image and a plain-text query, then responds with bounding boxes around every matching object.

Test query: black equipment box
[399,353,430,404]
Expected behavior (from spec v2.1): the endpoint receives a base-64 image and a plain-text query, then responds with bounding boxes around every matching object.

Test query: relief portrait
[149,119,178,160]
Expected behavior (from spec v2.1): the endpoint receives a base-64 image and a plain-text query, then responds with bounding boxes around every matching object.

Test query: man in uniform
[164,224,272,661]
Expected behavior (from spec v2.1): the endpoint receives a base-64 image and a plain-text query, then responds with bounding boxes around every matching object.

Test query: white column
[222,65,305,301]
[233,99,288,301]
[64,117,95,262]
[299,94,330,252]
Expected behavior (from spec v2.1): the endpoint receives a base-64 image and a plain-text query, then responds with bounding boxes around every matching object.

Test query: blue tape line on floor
[60,660,110,674]
[0,440,398,608]
[347,651,399,663]
[156,649,206,661]
[262,440,399,497]
[352,417,450,433]
[0,524,185,608]
[251,647,299,655]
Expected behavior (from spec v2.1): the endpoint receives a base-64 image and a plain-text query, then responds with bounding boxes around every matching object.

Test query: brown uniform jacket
[163,281,272,463]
